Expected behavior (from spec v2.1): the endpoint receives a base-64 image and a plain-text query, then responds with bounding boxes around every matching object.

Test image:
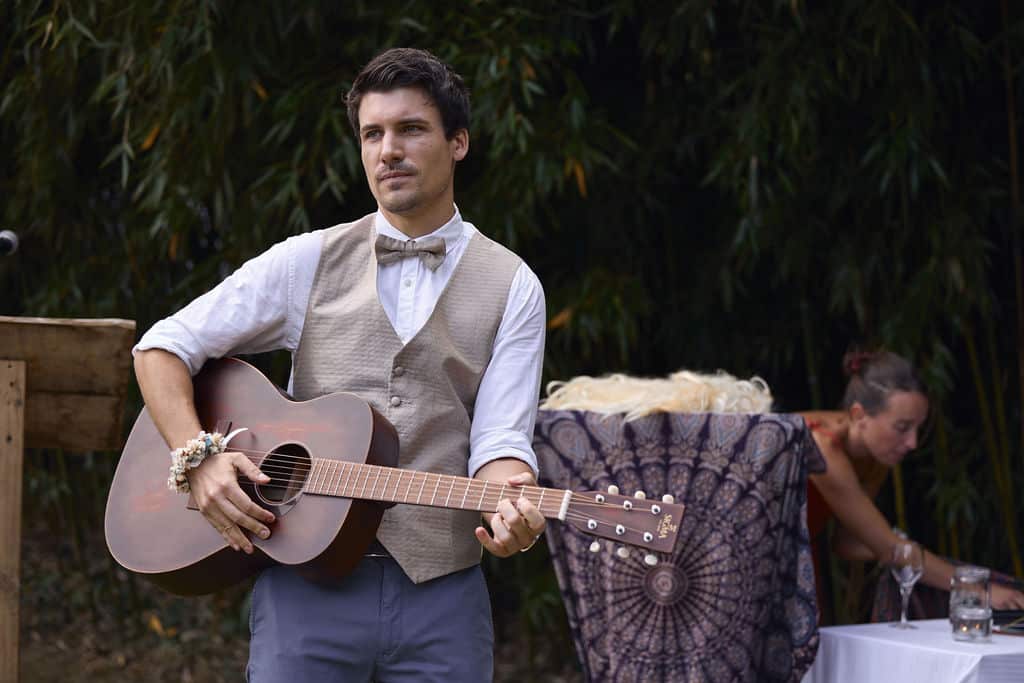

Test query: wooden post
[0,317,135,682]
[1,360,25,683]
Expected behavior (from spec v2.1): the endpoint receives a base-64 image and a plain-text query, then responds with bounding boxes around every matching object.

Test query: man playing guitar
[133,47,547,682]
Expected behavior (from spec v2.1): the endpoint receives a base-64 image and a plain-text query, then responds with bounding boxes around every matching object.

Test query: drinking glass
[890,541,924,629]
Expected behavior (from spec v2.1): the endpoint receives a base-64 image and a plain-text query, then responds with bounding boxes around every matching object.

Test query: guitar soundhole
[256,442,310,506]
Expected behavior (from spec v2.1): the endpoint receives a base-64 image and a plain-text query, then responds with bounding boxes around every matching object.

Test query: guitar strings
[236,467,672,514]
[226,455,673,515]
[218,445,667,514]
[203,445,676,538]
[224,476,671,540]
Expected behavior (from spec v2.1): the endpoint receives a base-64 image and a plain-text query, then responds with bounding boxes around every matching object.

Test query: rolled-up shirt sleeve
[468,262,546,478]
[133,233,319,374]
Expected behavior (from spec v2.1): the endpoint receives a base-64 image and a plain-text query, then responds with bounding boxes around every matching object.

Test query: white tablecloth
[802,619,1024,683]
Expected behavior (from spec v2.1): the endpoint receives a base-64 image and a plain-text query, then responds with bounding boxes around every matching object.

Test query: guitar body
[104,358,399,595]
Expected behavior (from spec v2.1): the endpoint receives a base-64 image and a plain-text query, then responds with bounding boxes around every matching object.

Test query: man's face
[358,87,468,231]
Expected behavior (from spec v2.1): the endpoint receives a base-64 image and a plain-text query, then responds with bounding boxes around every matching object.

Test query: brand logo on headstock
[658,514,677,539]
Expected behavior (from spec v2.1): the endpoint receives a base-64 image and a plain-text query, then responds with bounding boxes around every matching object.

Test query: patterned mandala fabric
[534,410,825,683]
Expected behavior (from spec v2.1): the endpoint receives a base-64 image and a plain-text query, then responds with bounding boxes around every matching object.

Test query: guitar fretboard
[303,458,570,520]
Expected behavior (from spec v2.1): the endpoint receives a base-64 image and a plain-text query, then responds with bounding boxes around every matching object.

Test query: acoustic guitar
[104,357,683,595]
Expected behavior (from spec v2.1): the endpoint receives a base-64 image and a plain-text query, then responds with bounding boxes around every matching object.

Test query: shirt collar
[373,206,464,254]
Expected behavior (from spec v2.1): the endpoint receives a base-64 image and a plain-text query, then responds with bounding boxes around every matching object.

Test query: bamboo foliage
[963,324,1022,576]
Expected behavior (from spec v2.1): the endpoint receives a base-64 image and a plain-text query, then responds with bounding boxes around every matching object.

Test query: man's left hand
[475,471,546,557]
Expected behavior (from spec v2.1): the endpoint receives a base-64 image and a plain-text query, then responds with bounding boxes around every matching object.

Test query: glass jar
[949,565,991,641]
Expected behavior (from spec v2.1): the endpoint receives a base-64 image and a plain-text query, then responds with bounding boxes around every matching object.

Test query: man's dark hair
[346,48,470,141]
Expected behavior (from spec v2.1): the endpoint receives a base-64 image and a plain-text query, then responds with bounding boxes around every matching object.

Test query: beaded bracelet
[167,430,226,493]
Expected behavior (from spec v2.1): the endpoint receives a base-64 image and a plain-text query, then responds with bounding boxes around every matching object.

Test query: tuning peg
[634,490,646,499]
[644,554,659,566]
[607,485,620,495]
[616,546,630,559]
[589,541,601,553]
[662,494,675,504]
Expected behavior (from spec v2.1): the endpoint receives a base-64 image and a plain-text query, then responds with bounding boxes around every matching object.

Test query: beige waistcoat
[291,214,522,583]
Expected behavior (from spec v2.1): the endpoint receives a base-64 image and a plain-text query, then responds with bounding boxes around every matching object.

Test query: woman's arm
[810,450,954,590]
[813,455,1024,607]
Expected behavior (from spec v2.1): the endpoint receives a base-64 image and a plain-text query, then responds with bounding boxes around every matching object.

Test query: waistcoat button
[390,396,402,407]
[393,366,404,376]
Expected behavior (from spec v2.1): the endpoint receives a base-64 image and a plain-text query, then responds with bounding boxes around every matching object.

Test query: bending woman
[800,351,1024,612]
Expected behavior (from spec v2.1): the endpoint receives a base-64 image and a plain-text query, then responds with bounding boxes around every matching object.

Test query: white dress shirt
[135,208,546,477]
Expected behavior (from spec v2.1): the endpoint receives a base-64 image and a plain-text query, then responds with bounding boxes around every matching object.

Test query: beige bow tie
[374,234,447,271]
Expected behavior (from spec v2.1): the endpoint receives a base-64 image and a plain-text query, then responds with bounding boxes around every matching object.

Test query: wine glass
[889,541,925,629]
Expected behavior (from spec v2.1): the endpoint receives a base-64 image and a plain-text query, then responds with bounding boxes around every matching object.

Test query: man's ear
[849,401,867,423]
[451,128,469,162]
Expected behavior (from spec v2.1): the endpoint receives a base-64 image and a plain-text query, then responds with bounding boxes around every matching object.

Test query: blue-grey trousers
[246,556,494,682]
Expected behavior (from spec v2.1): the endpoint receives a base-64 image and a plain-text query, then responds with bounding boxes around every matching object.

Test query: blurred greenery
[3,0,1024,676]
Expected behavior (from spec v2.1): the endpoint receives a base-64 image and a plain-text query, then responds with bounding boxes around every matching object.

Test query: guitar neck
[304,458,572,520]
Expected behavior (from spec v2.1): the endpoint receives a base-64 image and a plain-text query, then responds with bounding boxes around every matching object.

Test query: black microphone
[0,230,18,256]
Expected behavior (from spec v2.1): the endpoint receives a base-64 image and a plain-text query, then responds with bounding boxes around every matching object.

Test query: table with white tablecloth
[802,619,1024,683]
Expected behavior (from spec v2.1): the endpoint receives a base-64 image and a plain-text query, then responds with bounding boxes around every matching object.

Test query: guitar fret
[340,462,352,496]
[339,461,350,496]
[459,479,470,509]
[321,461,331,494]
[353,463,365,498]
[404,470,415,503]
[381,470,393,501]
[444,477,455,507]
[306,461,316,493]
[416,473,427,505]
[477,481,488,510]
[496,483,506,513]
[329,461,341,495]
[322,461,333,495]
[429,475,441,506]
[359,464,369,499]
[313,460,325,493]
[371,467,382,501]
[537,488,546,516]
[395,470,405,502]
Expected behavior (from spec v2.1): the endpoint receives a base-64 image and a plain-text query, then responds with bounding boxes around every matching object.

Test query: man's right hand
[187,451,276,553]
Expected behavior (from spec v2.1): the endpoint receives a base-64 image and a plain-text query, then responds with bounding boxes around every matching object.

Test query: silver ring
[519,535,541,553]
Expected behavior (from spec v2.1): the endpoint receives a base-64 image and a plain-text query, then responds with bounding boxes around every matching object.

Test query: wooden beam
[0,360,25,683]
[0,317,136,451]
[0,316,135,395]
[25,392,126,452]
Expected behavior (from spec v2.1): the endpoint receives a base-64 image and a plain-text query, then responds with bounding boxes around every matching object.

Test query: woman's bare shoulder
[799,412,857,484]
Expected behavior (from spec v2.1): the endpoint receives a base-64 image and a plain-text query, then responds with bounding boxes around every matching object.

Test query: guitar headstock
[563,486,684,563]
